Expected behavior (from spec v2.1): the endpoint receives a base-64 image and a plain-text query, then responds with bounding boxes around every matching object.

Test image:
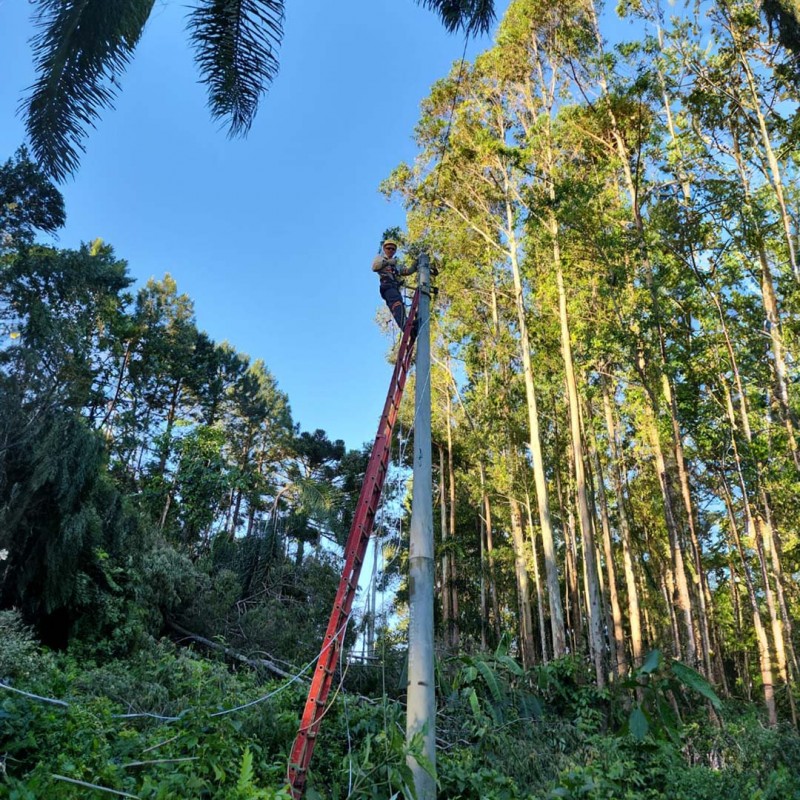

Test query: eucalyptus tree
[629,0,800,707]
[495,0,614,684]
[20,0,497,181]
[388,51,569,660]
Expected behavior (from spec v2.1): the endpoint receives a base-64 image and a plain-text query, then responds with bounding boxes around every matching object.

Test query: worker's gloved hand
[430,264,439,276]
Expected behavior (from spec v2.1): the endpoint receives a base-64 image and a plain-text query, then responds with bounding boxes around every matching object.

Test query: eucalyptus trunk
[720,476,778,726]
[556,263,605,686]
[587,409,625,677]
[509,498,536,668]
[600,376,643,668]
[438,446,452,646]
[445,393,460,648]
[525,491,549,663]
[479,462,502,643]
[506,196,566,658]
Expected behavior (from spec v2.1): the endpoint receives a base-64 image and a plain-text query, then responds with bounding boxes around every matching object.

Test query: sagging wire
[340,413,414,795]
[293,543,384,794]
[0,610,357,726]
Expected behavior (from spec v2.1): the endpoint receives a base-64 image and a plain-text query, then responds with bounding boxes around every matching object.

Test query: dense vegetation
[4,0,800,797]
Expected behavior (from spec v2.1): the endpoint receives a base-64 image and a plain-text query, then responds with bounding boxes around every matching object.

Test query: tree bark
[555,258,605,686]
[587,405,625,678]
[600,376,643,669]
[505,196,566,658]
[509,498,536,668]
[719,478,777,725]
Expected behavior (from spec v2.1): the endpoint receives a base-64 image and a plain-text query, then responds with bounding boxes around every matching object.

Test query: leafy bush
[2,635,800,800]
[0,609,52,681]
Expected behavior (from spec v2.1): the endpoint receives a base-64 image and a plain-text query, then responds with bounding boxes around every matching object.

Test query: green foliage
[0,610,54,681]
[0,146,65,247]
[0,400,147,645]
[622,650,723,744]
[2,636,800,800]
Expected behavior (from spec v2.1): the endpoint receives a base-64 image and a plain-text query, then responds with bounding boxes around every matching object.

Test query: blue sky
[0,1,640,451]
[0,0,502,451]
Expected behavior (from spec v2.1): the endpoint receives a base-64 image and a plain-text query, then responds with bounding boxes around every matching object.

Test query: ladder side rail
[288,291,419,796]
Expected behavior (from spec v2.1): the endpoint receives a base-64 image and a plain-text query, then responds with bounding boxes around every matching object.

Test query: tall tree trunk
[525,491,549,663]
[555,258,605,686]
[721,376,794,715]
[510,498,536,668]
[729,121,800,470]
[600,376,643,668]
[479,462,502,643]
[479,510,488,651]
[720,476,778,725]
[505,197,566,657]
[446,392,460,648]
[439,446,452,647]
[555,446,582,653]
[157,378,183,475]
[587,405,625,678]
[641,389,696,665]
[99,340,132,435]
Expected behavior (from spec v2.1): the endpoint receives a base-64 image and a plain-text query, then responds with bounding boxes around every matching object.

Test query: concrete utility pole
[406,252,435,799]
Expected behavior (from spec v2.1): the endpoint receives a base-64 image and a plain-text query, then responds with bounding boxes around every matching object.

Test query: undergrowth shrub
[0,609,52,681]
[2,633,800,800]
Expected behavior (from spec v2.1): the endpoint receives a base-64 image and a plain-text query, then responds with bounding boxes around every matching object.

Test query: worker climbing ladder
[287,288,420,798]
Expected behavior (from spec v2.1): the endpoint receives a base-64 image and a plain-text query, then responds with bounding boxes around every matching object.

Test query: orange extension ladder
[287,288,419,798]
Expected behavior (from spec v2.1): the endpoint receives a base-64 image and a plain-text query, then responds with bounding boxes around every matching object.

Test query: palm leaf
[24,0,155,181]
[417,0,496,35]
[187,0,284,137]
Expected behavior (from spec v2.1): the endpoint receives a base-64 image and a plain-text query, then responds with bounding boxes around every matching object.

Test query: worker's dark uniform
[372,252,418,331]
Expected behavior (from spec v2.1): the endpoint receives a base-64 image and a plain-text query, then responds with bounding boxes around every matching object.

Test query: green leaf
[187,0,284,138]
[638,649,662,675]
[468,687,481,719]
[26,0,156,181]
[495,654,524,677]
[236,747,254,791]
[475,659,504,703]
[494,632,510,659]
[671,660,722,711]
[629,706,649,741]
[414,750,436,781]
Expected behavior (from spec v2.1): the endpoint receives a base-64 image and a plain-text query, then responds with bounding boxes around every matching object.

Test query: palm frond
[417,0,496,35]
[187,0,284,137]
[23,0,155,181]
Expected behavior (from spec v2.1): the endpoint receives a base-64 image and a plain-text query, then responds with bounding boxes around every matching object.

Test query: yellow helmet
[382,239,398,249]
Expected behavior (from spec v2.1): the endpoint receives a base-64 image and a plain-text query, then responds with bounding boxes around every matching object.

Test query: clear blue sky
[0,1,501,451]
[0,1,637,451]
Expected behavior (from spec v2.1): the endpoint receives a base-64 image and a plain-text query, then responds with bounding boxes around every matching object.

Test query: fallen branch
[166,620,298,681]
